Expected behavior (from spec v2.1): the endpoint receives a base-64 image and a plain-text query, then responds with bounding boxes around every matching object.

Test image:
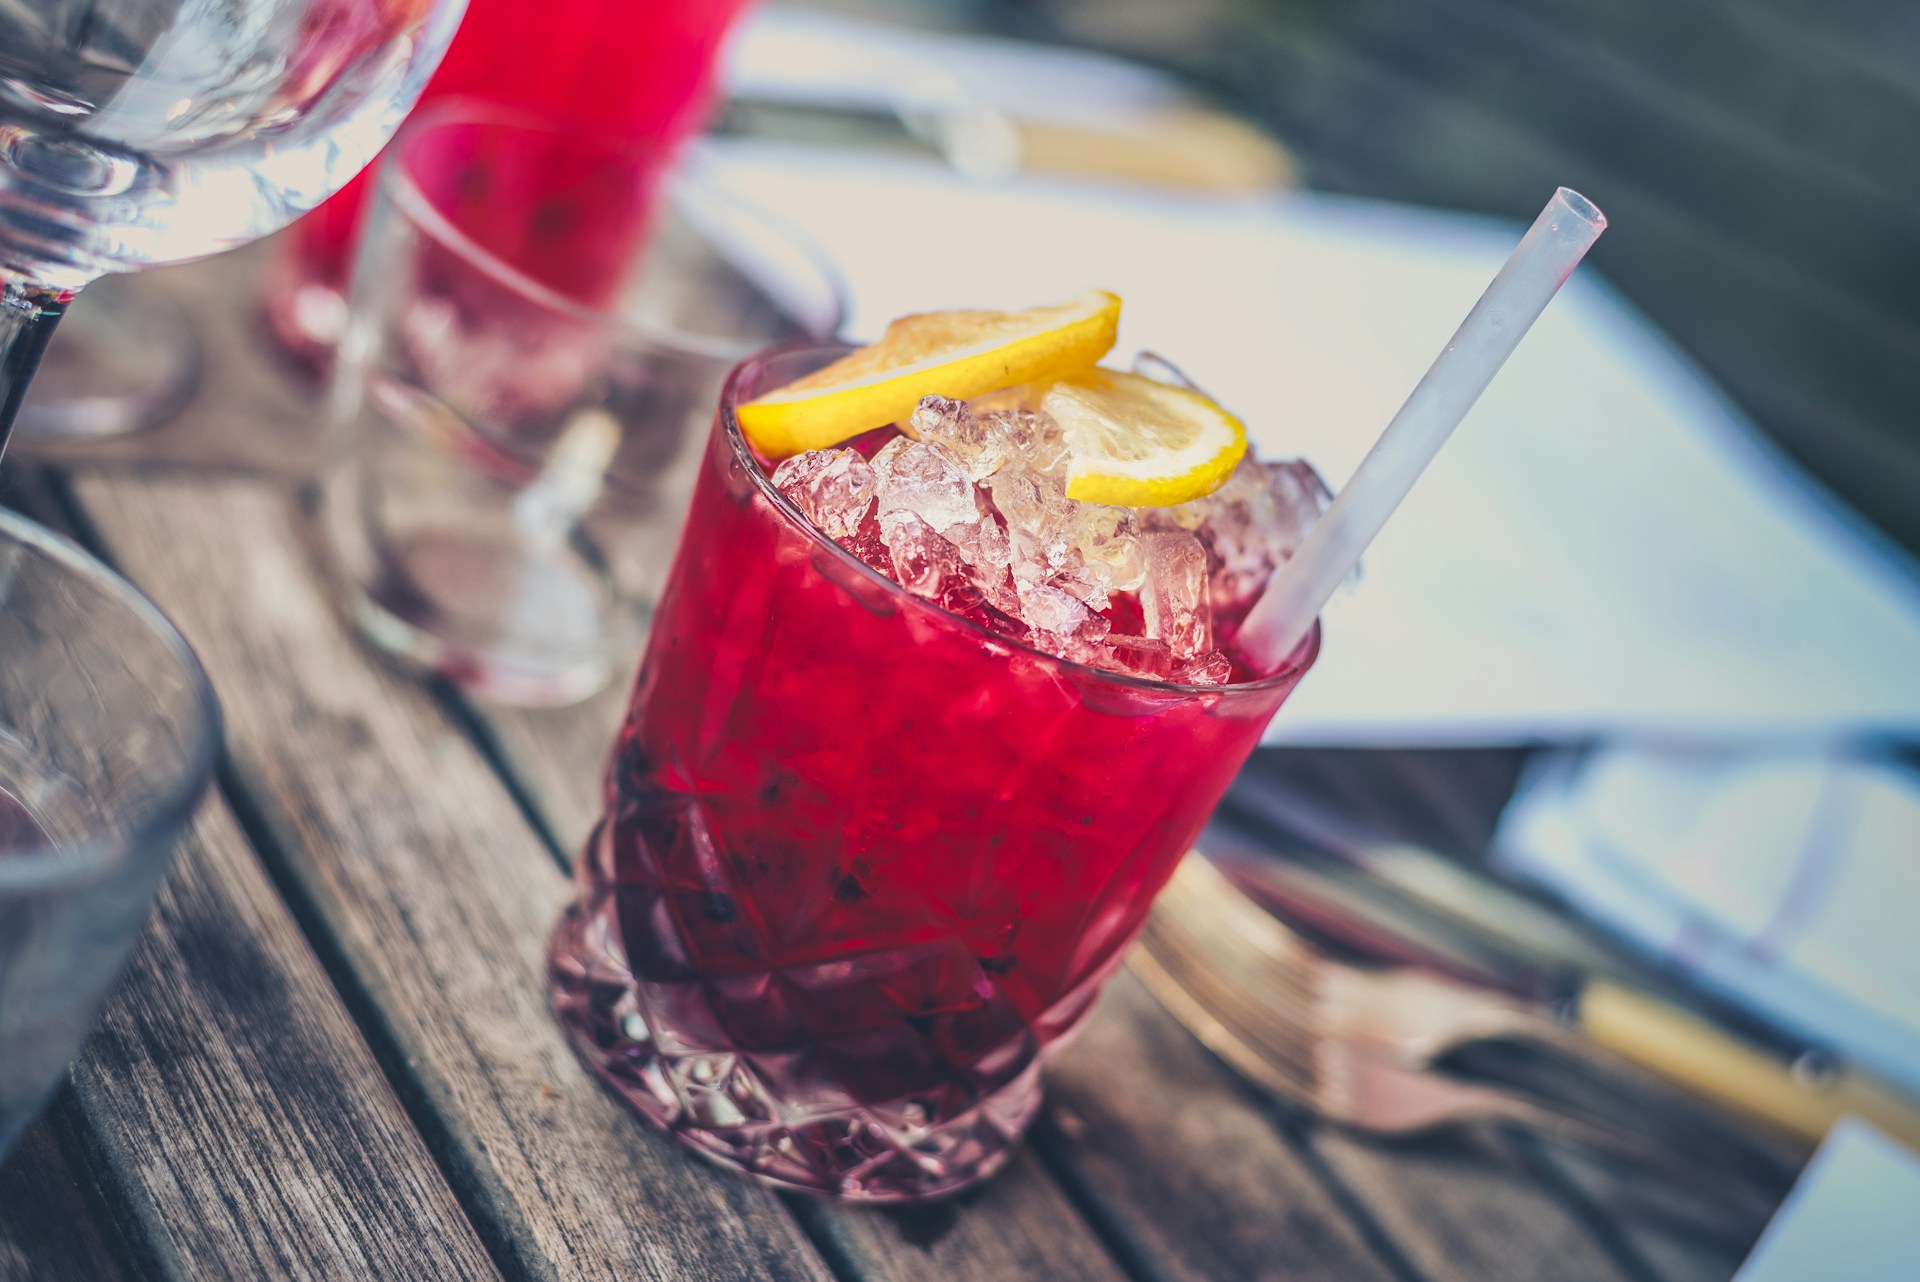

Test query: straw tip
[1553,187,1607,232]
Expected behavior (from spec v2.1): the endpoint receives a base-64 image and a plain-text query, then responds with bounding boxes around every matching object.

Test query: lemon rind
[1051,372,1249,508]
[737,292,1120,458]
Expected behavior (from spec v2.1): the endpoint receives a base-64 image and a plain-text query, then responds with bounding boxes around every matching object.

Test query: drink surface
[278,0,749,331]
[0,0,458,287]
[551,346,1318,1196]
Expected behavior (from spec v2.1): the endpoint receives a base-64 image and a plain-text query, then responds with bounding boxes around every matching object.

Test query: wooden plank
[69,472,833,1282]
[1325,0,1920,325]
[482,697,1134,1282]
[480,584,1679,1282]
[1262,34,1920,554]
[59,797,501,1281]
[1045,972,1704,1282]
[478,683,628,858]
[1036,973,1401,1282]
[14,241,322,479]
[1310,1128,1646,1282]
[1526,1141,1761,1282]
[1221,746,1779,1280]
[1472,0,1920,207]
[0,1121,129,1282]
[792,1156,1129,1282]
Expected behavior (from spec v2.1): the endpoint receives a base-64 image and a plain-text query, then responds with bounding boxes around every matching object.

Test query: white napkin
[1734,1119,1920,1281]
[689,138,1920,747]
[1494,745,1920,1097]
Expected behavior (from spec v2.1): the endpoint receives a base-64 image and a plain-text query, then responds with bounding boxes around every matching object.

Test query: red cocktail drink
[549,343,1318,1200]
[270,0,751,358]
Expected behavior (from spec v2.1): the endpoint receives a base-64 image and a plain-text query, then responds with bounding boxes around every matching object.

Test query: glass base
[16,279,200,440]
[334,527,622,707]
[547,897,1045,1202]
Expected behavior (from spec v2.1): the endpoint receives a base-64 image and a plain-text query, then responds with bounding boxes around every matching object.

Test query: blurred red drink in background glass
[270,0,752,358]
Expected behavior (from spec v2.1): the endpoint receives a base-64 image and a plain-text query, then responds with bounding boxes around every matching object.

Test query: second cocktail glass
[321,106,845,704]
[549,342,1319,1201]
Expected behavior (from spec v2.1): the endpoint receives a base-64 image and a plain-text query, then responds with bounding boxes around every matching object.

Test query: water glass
[321,105,845,705]
[0,510,220,1161]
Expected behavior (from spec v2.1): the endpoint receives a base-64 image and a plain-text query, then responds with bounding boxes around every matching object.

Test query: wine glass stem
[0,278,74,463]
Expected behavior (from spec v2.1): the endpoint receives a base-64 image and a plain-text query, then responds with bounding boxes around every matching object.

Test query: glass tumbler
[269,0,753,362]
[548,343,1320,1201]
[321,105,845,705]
[0,510,220,1161]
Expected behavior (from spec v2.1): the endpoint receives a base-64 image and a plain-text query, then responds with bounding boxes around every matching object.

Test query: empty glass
[0,509,221,1161]
[320,104,846,705]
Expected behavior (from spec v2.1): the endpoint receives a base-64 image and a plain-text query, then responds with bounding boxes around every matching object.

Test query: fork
[1130,855,1804,1202]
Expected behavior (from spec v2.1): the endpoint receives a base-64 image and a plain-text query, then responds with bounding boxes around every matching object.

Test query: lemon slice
[1042,368,1247,507]
[738,290,1121,458]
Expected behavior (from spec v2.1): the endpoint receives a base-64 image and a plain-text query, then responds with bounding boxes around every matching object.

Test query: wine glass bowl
[0,0,466,290]
[0,0,466,452]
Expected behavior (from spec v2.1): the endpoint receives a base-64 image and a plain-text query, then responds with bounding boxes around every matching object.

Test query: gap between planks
[66,467,1738,1282]
[468,540,1699,1282]
[67,470,834,1282]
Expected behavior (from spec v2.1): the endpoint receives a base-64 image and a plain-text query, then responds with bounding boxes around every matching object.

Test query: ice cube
[946,512,1012,575]
[1173,650,1234,686]
[878,508,1021,624]
[773,449,876,539]
[981,407,1069,475]
[985,467,1063,582]
[871,436,979,533]
[910,396,1002,482]
[842,508,894,574]
[1262,459,1334,557]
[943,514,1022,615]
[878,508,969,597]
[1137,530,1213,660]
[1097,634,1174,680]
[910,394,1070,484]
[984,459,1136,612]
[1160,455,1332,627]
[1072,505,1144,597]
[1014,578,1110,657]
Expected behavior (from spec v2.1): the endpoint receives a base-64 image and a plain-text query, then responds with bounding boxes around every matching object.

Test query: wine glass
[0,0,470,454]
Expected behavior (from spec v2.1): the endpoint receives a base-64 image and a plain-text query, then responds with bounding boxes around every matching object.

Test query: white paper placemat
[693,139,1920,747]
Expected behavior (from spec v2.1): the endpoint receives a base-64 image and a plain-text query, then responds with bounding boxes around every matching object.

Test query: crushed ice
[772,380,1329,684]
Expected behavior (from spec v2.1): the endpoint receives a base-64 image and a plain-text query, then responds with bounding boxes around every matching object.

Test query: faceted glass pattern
[549,343,1317,1201]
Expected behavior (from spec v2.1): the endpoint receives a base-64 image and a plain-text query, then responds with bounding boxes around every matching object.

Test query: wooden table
[0,246,1779,1282]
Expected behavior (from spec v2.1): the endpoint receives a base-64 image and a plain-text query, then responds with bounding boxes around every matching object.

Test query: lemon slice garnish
[1043,368,1247,507]
[739,290,1120,458]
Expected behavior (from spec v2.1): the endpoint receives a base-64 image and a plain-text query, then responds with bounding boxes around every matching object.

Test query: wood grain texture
[1037,973,1397,1282]
[0,1121,128,1282]
[481,702,1135,1282]
[1225,746,1773,1279]
[60,797,500,1282]
[15,242,323,479]
[1309,1128,1643,1282]
[1528,1141,1760,1282]
[70,472,832,1282]
[792,1154,1129,1282]
[481,576,1702,1282]
[485,685,629,858]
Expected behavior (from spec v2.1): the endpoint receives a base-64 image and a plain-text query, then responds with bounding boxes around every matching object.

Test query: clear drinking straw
[1236,187,1607,670]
